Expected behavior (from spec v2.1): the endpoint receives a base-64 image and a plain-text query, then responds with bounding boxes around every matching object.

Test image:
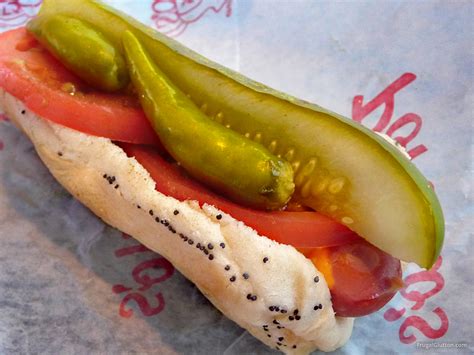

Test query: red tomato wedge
[310,240,402,317]
[121,143,360,248]
[0,28,159,145]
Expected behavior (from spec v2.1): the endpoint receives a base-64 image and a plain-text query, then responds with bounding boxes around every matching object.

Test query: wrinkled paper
[0,0,472,354]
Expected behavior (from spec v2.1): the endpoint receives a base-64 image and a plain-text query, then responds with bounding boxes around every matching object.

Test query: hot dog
[0,0,444,353]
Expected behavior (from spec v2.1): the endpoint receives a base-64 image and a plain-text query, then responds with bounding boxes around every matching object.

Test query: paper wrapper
[0,1,472,353]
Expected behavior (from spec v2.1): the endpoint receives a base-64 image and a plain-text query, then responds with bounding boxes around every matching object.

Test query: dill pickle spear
[31,0,444,268]
[27,15,128,92]
[122,31,294,210]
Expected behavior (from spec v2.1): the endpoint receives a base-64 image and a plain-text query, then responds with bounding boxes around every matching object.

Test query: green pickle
[122,31,294,210]
[27,15,128,92]
[31,0,444,268]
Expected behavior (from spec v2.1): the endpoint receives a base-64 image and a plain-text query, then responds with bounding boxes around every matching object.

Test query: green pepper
[27,14,128,92]
[122,31,294,210]
[31,0,444,268]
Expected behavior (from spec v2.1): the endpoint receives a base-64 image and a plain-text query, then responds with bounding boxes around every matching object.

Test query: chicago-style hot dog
[0,0,444,353]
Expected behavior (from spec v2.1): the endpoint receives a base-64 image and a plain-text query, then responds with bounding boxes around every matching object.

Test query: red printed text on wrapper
[351,73,448,344]
[112,233,175,318]
[352,73,427,160]
[384,257,448,344]
[151,0,232,37]
[0,0,42,28]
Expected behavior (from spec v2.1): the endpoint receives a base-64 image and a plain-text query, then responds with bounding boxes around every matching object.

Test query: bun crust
[1,89,353,354]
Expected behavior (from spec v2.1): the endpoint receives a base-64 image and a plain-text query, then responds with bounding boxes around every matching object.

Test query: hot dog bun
[1,89,353,354]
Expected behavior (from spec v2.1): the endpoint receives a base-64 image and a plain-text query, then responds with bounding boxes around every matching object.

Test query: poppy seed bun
[1,89,353,354]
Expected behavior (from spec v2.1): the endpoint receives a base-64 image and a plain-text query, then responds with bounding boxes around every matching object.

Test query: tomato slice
[121,143,359,248]
[0,28,159,145]
[310,240,402,317]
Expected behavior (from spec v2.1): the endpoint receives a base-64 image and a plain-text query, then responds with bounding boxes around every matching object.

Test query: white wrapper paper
[0,1,472,354]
